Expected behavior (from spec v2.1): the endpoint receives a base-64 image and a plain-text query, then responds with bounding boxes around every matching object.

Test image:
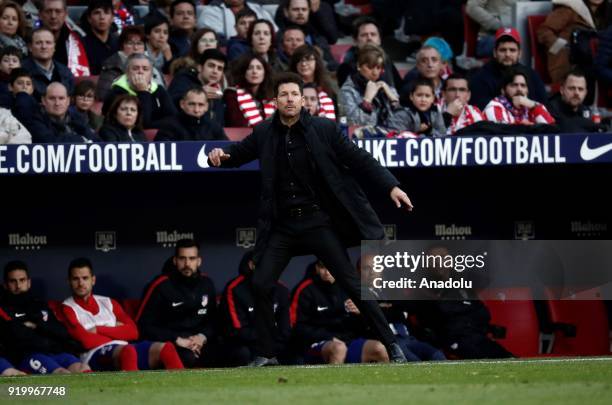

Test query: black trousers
[252,210,396,357]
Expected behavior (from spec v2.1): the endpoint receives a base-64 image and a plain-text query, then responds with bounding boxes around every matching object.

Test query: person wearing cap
[168,48,227,127]
[81,0,120,75]
[469,27,548,111]
[400,45,446,108]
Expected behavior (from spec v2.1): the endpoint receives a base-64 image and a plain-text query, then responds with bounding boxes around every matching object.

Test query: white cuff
[549,38,568,55]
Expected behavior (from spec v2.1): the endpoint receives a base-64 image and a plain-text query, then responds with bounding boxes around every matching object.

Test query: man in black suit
[208,72,413,366]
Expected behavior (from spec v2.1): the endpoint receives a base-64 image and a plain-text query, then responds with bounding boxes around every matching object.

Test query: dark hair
[144,12,169,36]
[174,238,199,256]
[282,24,306,39]
[563,67,587,82]
[273,71,303,97]
[247,19,276,60]
[231,53,274,100]
[68,257,94,278]
[85,0,112,17]
[501,66,529,90]
[4,260,29,282]
[198,47,227,66]
[352,16,380,39]
[0,1,27,38]
[283,0,310,12]
[74,79,96,97]
[235,7,257,23]
[105,93,143,131]
[119,25,145,49]
[357,43,385,68]
[170,0,195,18]
[0,45,22,61]
[289,44,335,98]
[410,77,435,94]
[9,67,31,85]
[443,72,469,91]
[181,86,207,101]
[190,28,219,59]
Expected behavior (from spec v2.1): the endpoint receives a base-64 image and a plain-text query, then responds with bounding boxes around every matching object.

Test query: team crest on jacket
[201,294,208,307]
[236,228,256,248]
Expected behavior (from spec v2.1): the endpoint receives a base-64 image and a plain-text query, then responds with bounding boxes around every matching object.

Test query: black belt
[285,203,321,218]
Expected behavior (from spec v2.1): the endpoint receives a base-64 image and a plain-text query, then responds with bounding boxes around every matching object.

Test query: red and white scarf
[446,104,483,134]
[64,20,90,78]
[236,87,276,127]
[317,90,336,121]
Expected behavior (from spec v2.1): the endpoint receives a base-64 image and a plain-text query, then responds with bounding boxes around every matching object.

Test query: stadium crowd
[0,0,610,145]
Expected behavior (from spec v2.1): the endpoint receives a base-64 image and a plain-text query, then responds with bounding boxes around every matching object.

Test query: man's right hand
[208,148,231,167]
[204,84,223,100]
[446,98,464,117]
[175,336,194,349]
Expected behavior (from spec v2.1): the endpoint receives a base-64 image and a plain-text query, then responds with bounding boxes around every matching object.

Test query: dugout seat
[543,287,610,356]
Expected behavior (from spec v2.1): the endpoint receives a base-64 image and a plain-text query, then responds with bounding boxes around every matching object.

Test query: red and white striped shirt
[445,104,484,134]
[236,87,276,127]
[317,90,336,121]
[484,97,555,125]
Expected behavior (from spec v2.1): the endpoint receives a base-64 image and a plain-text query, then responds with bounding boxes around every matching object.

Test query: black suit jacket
[216,109,400,260]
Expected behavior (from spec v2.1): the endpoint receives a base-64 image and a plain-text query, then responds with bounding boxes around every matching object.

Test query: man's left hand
[390,186,413,211]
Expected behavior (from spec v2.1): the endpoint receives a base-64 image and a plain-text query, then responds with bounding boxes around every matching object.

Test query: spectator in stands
[218,251,291,366]
[170,28,224,75]
[537,0,608,103]
[103,53,176,128]
[484,67,555,125]
[81,0,120,76]
[441,73,484,135]
[277,25,306,71]
[0,45,21,107]
[22,28,75,101]
[548,68,605,133]
[71,80,103,132]
[240,19,283,72]
[156,87,226,141]
[337,16,402,88]
[226,8,257,61]
[466,0,519,58]
[99,93,146,141]
[0,260,89,374]
[275,0,338,45]
[400,46,446,108]
[341,44,406,130]
[0,1,28,57]
[39,0,90,77]
[13,82,99,143]
[274,0,338,70]
[112,0,140,33]
[145,12,173,74]
[0,357,25,376]
[168,0,197,57]
[61,257,184,371]
[398,78,446,137]
[199,0,277,43]
[291,261,390,364]
[136,239,218,368]
[302,83,320,117]
[7,67,33,97]
[97,25,166,102]
[224,53,276,127]
[289,44,339,121]
[469,28,548,110]
[168,48,227,126]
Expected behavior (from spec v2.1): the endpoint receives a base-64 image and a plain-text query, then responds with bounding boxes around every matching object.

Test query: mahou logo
[434,224,472,240]
[570,221,608,237]
[8,233,48,250]
[156,230,194,247]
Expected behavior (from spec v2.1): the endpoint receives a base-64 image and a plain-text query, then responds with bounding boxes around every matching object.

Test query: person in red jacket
[60,257,183,371]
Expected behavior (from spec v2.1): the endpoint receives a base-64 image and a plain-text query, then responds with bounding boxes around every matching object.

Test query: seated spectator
[168,48,227,126]
[400,45,446,108]
[70,80,103,132]
[226,7,257,61]
[302,83,320,117]
[39,0,90,77]
[224,53,276,127]
[80,0,120,76]
[145,12,173,73]
[277,25,306,71]
[337,16,402,88]
[99,94,146,141]
[537,0,607,84]
[548,68,605,133]
[275,0,337,70]
[97,25,166,102]
[168,0,197,58]
[103,53,176,128]
[0,45,22,107]
[289,44,339,121]
[466,0,519,58]
[398,78,446,137]
[199,0,277,43]
[0,357,25,376]
[156,87,227,141]
[0,1,28,57]
[136,239,218,368]
[112,0,139,33]
[61,258,184,371]
[441,73,484,135]
[291,261,390,365]
[241,19,284,72]
[340,44,405,130]
[0,260,89,374]
[7,67,33,99]
[13,82,99,143]
[218,251,290,366]
[469,28,548,110]
[22,28,75,101]
[422,37,454,80]
[484,67,555,125]
[275,0,338,45]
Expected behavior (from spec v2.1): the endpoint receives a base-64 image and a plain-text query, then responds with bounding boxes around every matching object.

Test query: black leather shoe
[247,356,280,367]
[387,343,407,363]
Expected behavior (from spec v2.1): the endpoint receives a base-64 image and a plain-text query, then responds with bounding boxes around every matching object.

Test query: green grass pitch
[1,357,611,404]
